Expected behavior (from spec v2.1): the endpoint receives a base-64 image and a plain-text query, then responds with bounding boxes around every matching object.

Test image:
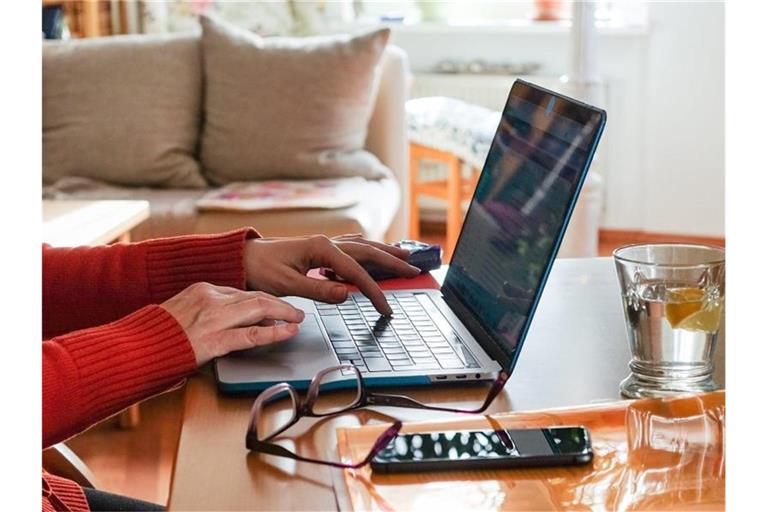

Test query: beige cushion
[43,176,400,242]
[199,15,391,185]
[43,34,207,188]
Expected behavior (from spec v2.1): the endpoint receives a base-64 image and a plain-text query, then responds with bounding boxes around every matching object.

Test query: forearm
[42,305,197,448]
[43,228,258,338]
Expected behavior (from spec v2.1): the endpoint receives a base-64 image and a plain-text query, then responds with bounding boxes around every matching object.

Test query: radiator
[410,72,564,111]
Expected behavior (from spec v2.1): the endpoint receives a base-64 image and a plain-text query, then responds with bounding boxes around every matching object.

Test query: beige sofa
[43,33,410,243]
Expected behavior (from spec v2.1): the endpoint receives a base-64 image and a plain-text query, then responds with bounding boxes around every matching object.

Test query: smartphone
[370,427,592,474]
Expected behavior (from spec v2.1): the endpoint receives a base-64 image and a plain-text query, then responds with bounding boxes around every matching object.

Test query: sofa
[42,17,410,243]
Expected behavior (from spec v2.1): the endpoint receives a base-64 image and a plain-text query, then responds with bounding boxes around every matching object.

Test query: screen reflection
[376,428,589,462]
[444,84,603,367]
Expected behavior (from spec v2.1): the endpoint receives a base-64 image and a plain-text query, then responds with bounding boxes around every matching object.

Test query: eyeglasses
[245,364,510,468]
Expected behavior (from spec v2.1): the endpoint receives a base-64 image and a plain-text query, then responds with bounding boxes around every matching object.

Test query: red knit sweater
[42,228,258,512]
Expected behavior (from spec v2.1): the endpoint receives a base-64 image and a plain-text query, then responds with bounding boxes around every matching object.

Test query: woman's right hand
[160,282,305,366]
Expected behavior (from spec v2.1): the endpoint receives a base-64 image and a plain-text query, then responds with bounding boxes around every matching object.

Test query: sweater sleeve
[43,228,259,339]
[42,305,197,448]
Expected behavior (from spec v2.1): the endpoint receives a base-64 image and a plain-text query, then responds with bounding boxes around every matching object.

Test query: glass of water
[614,244,725,398]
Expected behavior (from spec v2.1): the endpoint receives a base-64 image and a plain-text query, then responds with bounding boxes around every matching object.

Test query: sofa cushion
[43,177,400,242]
[43,34,207,189]
[199,15,391,185]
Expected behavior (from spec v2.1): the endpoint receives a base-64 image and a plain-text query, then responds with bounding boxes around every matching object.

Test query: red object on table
[307,269,440,292]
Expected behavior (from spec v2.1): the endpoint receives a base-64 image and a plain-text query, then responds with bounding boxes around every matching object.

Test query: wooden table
[43,199,150,248]
[168,258,726,511]
[43,199,150,428]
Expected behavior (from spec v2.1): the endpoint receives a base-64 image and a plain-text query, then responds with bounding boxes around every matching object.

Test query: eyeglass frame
[245,364,510,469]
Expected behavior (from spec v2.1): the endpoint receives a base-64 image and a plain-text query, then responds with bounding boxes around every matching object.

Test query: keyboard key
[382,347,406,355]
[386,353,410,361]
[364,358,391,372]
[331,341,356,350]
[320,315,351,340]
[378,341,402,349]
[407,347,432,356]
[412,356,437,364]
[431,347,455,355]
[390,360,415,368]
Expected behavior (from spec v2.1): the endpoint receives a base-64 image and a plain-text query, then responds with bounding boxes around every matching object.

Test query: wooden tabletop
[42,200,150,247]
[168,257,725,511]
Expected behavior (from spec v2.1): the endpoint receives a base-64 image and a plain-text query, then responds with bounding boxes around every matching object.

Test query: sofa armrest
[365,45,410,243]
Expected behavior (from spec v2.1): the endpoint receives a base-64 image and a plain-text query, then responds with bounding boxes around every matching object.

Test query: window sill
[325,19,649,37]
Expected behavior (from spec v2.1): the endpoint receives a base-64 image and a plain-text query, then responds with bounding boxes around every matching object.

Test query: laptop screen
[443,80,605,369]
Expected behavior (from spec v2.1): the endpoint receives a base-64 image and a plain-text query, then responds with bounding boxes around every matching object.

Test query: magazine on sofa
[196,178,364,211]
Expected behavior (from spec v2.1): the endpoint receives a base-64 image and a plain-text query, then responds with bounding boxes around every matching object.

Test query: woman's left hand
[243,234,420,316]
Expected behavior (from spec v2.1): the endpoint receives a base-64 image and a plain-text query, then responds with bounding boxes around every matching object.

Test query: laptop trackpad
[216,313,340,386]
[231,313,328,358]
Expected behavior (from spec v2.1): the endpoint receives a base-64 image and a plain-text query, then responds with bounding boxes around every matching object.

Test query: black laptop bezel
[440,79,607,371]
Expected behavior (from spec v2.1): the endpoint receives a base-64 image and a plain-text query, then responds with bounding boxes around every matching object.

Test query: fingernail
[295,309,305,322]
[409,265,421,274]
[333,285,347,301]
[287,323,300,334]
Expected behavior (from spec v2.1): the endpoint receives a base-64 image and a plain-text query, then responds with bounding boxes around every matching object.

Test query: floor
[58,222,725,506]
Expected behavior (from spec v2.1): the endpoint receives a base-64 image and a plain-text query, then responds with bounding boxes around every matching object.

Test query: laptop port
[455,375,467,379]
[435,375,447,380]
[475,374,481,379]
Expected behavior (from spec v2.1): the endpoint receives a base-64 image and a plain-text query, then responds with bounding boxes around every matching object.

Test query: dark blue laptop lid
[442,80,606,371]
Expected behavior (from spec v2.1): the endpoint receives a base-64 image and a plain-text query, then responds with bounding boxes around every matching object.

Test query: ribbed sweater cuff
[54,305,197,424]
[145,227,260,302]
[44,472,88,512]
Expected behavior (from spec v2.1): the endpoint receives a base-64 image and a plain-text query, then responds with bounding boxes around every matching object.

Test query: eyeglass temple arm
[246,422,402,470]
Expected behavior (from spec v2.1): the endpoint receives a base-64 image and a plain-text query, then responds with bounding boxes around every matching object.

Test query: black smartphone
[371,427,592,474]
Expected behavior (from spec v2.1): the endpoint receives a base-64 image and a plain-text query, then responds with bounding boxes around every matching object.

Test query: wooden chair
[409,142,480,260]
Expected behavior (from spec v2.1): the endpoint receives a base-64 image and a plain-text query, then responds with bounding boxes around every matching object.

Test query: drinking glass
[613,244,725,398]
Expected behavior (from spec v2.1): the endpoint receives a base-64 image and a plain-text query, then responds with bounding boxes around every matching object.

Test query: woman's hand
[161,282,305,366]
[244,234,420,316]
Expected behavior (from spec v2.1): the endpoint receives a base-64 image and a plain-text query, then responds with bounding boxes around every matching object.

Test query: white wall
[389,1,724,237]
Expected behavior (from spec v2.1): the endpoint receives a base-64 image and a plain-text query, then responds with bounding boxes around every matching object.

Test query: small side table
[409,143,480,260]
[43,199,150,428]
[406,96,498,260]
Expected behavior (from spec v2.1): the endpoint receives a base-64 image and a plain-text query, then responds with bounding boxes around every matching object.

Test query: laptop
[215,80,606,393]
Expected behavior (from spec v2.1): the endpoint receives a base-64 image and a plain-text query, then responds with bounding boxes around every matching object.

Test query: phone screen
[373,427,590,464]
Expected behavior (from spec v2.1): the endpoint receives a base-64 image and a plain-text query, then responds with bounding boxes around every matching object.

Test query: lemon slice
[664,287,705,328]
[677,306,722,332]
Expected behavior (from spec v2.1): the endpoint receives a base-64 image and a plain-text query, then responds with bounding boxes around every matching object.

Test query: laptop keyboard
[315,291,479,374]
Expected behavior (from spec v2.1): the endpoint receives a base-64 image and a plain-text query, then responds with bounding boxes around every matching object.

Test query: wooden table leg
[117,405,141,429]
[409,144,423,240]
[445,155,463,260]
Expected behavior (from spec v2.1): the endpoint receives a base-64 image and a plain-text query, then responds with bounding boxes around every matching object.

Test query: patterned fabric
[140,0,330,36]
[406,96,501,170]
